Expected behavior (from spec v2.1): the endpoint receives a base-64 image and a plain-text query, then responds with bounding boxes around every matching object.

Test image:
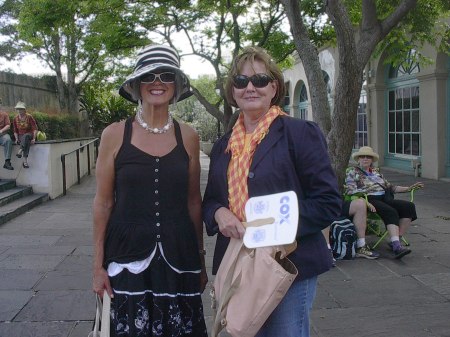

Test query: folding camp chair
[344,188,418,249]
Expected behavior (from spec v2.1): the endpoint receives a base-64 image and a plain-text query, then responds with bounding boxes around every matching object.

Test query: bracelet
[199,249,206,255]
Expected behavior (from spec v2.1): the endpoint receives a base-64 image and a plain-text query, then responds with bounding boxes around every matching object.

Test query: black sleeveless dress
[104,117,207,337]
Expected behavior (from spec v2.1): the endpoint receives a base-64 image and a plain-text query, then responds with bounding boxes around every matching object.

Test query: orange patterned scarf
[226,105,286,221]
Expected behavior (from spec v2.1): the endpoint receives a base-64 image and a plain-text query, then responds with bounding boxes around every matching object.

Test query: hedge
[7,112,80,141]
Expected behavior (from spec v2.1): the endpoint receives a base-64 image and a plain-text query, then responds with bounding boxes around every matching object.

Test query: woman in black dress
[92,44,208,336]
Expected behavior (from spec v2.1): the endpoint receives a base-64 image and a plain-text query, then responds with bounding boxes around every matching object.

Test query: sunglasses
[232,73,273,89]
[140,72,176,84]
[359,155,373,159]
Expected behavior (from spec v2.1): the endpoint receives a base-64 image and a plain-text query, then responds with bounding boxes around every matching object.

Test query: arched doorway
[384,50,421,170]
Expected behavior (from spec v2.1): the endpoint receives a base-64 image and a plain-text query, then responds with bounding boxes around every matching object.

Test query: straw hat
[352,146,379,162]
[119,44,192,104]
[15,101,26,110]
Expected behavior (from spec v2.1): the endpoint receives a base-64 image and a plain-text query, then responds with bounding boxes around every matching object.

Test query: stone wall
[0,71,60,113]
[0,138,98,199]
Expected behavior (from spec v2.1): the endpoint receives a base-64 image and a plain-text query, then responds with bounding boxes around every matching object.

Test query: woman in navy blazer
[202,46,341,337]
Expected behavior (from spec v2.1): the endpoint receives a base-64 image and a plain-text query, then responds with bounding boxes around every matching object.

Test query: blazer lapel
[250,117,284,170]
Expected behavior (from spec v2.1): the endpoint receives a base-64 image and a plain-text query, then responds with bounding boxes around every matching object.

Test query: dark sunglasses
[140,72,176,84]
[232,73,273,89]
[359,155,373,159]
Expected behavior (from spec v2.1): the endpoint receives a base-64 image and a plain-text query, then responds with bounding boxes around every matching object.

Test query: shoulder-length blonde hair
[224,46,286,108]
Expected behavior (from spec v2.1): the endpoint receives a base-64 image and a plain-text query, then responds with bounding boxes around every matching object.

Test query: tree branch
[358,0,418,66]
[191,85,224,124]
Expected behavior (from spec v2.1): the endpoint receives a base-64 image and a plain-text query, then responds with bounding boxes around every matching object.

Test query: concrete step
[0,179,16,192]
[0,179,49,225]
[0,185,33,207]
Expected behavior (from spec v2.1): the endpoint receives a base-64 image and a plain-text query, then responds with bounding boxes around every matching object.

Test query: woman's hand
[215,207,245,239]
[367,202,376,213]
[409,182,424,191]
[93,267,113,298]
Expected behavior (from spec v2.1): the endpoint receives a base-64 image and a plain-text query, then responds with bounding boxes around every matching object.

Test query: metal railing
[61,138,99,195]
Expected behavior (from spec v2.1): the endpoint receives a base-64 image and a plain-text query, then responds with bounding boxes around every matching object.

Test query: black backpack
[329,218,357,260]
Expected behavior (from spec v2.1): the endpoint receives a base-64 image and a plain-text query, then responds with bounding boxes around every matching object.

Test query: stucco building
[283,40,449,181]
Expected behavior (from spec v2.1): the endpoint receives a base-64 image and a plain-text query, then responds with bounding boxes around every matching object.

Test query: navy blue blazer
[202,115,342,281]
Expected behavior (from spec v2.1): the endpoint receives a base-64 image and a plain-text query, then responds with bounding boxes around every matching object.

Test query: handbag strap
[89,292,110,337]
[101,292,111,337]
[354,166,389,191]
[211,239,245,337]
[90,294,102,337]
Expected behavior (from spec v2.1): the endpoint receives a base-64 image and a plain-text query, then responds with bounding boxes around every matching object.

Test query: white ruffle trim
[107,242,201,277]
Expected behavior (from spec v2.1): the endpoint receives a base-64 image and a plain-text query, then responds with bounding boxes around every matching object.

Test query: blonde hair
[224,46,285,108]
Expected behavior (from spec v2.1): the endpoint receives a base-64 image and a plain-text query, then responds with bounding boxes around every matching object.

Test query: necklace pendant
[136,106,174,134]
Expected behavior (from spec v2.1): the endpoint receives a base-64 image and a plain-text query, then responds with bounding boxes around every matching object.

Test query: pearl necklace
[136,106,173,134]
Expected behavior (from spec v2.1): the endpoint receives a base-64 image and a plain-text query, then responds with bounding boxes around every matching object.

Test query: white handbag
[88,291,111,337]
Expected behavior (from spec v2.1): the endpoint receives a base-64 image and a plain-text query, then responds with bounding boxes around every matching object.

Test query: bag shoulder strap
[89,292,111,337]
[354,166,388,191]
[211,240,245,337]
[101,292,111,337]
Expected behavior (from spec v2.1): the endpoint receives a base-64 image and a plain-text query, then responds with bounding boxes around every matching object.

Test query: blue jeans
[0,133,13,160]
[255,276,318,337]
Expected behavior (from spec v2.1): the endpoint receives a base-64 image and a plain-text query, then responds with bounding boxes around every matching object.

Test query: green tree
[138,0,447,187]
[79,82,135,136]
[174,75,223,141]
[280,0,449,187]
[0,0,146,114]
[140,0,295,131]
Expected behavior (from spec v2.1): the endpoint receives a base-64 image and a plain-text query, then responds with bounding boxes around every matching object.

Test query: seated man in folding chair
[345,146,424,259]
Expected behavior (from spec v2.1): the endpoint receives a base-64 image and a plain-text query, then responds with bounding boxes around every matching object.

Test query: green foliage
[0,0,147,113]
[7,111,80,140]
[174,96,220,142]
[79,83,135,136]
[193,75,222,107]
[31,111,79,139]
[174,75,222,141]
[374,0,450,65]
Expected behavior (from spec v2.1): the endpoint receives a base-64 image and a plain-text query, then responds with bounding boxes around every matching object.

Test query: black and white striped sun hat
[119,45,191,104]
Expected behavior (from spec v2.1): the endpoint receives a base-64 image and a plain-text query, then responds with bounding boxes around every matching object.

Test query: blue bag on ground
[330,218,357,260]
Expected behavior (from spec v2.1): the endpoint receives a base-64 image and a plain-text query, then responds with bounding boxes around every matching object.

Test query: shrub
[79,83,135,136]
[8,112,80,140]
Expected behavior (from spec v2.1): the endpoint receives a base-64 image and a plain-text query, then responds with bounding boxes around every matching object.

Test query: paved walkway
[0,152,449,337]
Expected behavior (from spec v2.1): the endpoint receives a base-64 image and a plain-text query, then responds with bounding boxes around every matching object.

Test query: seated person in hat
[13,101,38,169]
[345,146,424,259]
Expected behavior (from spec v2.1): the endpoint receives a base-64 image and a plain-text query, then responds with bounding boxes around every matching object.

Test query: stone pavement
[0,152,449,337]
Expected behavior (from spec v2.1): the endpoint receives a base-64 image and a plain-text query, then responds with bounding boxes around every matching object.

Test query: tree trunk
[67,35,78,116]
[55,70,67,113]
[51,34,67,113]
[325,0,418,189]
[328,73,364,191]
[223,101,234,132]
[325,0,363,190]
[281,0,331,135]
